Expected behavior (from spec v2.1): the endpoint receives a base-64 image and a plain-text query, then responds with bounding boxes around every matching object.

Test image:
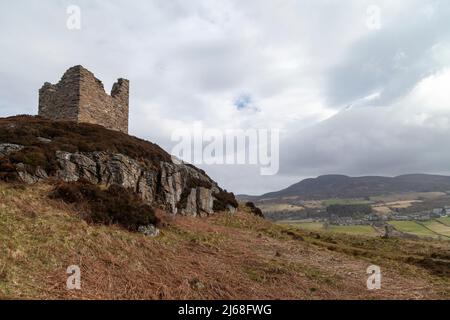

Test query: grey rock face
[159,161,219,216]
[53,151,221,215]
[226,204,237,214]
[159,161,183,213]
[3,144,235,216]
[55,151,98,183]
[182,188,198,216]
[55,151,158,205]
[197,187,214,215]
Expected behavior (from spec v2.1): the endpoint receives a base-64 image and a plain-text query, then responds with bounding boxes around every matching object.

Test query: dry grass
[383,200,421,209]
[0,183,449,300]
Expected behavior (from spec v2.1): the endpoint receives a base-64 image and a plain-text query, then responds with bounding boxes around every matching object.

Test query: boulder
[138,224,160,237]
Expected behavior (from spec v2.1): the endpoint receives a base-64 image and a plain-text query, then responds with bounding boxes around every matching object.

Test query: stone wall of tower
[38,65,129,134]
[77,67,129,134]
[38,67,81,122]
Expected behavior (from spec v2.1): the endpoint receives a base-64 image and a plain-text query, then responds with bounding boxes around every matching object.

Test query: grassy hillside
[1,183,449,299]
[389,221,439,239]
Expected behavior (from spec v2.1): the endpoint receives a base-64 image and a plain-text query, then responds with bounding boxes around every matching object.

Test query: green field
[421,220,450,237]
[328,225,378,236]
[284,221,378,236]
[286,222,324,231]
[321,198,371,206]
[280,219,450,239]
[388,221,438,238]
[437,217,450,226]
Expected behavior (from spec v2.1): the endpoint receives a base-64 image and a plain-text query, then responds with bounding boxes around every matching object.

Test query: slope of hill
[240,174,450,201]
[0,182,449,299]
[1,116,449,299]
[0,116,237,217]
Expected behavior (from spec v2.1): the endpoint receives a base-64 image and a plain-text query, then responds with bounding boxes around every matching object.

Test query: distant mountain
[239,174,450,201]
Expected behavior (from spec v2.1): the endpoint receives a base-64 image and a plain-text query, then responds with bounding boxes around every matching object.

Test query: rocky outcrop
[0,144,48,184]
[53,150,221,216]
[159,161,217,216]
[2,145,231,216]
[138,224,160,237]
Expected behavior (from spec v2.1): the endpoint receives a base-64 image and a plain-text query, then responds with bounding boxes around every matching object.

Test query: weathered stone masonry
[38,65,129,133]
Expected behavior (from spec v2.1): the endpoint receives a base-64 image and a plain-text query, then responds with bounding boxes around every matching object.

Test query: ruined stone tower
[38,65,129,133]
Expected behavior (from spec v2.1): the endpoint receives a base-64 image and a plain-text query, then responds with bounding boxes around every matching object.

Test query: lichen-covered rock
[182,188,198,216]
[54,151,157,205]
[137,171,158,205]
[138,224,160,237]
[159,161,219,216]
[198,187,214,215]
[160,161,184,213]
[16,163,48,184]
[55,151,98,183]
[45,150,229,216]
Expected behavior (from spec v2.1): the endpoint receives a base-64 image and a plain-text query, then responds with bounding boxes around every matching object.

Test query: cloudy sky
[1,0,450,194]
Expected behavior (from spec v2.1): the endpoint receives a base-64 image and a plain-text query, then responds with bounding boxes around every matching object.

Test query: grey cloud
[326,1,450,108]
[280,106,450,179]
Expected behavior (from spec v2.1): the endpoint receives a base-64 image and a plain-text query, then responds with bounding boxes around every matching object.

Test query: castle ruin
[38,65,129,133]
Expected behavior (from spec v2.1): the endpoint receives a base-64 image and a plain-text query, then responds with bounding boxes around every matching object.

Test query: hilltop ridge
[0,115,238,218]
[239,174,450,201]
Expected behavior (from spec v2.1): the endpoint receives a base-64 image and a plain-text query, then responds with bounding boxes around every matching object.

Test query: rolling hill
[239,174,450,201]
